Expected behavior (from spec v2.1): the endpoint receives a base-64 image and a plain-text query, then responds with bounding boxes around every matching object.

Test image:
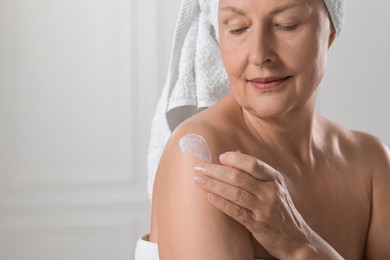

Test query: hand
[193,151,324,259]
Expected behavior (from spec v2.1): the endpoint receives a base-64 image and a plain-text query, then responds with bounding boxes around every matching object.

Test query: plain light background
[0,0,388,260]
[318,1,390,145]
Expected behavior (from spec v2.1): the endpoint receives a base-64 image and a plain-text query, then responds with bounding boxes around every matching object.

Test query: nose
[248,27,275,66]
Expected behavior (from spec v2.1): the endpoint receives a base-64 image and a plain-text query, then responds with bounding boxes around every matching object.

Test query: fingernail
[219,153,225,161]
[194,165,205,172]
[193,175,205,184]
[208,193,217,202]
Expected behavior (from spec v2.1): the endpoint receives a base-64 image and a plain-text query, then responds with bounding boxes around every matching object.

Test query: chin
[238,93,295,117]
[241,101,295,120]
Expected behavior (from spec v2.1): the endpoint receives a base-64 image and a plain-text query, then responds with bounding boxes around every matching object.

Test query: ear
[328,29,336,49]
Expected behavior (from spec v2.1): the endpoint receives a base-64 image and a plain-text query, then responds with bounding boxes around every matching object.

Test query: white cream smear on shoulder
[179,134,212,163]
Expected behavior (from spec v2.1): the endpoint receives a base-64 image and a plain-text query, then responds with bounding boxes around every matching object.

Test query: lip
[248,76,291,91]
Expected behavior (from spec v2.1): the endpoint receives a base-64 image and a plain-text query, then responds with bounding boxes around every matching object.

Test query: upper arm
[153,127,254,260]
[365,141,390,259]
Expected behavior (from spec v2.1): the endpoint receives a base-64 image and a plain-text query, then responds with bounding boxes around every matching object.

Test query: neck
[242,99,319,170]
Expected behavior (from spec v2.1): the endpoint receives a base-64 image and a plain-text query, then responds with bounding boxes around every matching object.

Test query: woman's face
[218,0,335,119]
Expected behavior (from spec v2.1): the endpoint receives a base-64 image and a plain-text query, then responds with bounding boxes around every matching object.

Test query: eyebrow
[220,2,305,16]
[270,2,305,15]
[220,6,246,16]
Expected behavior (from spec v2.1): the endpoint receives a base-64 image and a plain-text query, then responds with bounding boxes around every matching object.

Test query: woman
[138,0,390,259]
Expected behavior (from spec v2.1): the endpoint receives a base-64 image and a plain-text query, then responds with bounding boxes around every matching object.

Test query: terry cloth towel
[147,0,345,200]
[147,0,228,199]
[324,0,346,35]
[134,234,269,260]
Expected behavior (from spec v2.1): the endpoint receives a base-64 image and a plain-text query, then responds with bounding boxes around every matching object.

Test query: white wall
[318,0,390,145]
[0,0,180,259]
[0,0,389,260]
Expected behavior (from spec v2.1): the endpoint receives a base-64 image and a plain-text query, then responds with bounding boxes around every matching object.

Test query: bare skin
[149,0,390,259]
[151,94,390,259]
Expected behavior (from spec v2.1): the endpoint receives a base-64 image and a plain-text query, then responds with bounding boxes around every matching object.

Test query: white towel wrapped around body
[147,0,346,200]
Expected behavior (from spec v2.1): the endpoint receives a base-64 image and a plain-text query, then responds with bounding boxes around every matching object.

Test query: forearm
[286,230,344,260]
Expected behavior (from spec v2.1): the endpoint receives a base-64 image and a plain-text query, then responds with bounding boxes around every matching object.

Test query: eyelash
[276,24,298,31]
[229,27,248,35]
[229,24,298,35]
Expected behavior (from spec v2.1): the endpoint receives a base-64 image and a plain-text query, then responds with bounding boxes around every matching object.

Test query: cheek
[221,54,244,87]
[219,37,248,82]
[285,31,329,83]
[308,34,330,85]
[219,41,248,104]
[303,20,332,79]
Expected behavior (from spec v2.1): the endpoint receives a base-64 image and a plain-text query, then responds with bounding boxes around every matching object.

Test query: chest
[253,166,371,259]
[235,134,371,258]
[293,176,369,245]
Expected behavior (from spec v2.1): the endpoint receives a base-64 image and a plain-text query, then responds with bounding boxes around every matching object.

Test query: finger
[219,152,280,181]
[193,174,259,211]
[194,163,258,194]
[207,192,255,228]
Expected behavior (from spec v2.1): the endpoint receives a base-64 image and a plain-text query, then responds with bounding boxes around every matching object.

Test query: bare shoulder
[151,98,253,259]
[349,132,390,259]
[322,116,390,185]
[319,116,390,258]
[352,132,390,259]
[319,116,389,170]
[167,94,244,158]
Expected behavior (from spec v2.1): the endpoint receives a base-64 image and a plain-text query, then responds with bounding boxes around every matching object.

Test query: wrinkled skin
[150,0,390,259]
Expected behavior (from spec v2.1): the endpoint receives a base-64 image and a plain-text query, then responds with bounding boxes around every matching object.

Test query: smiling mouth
[248,76,292,90]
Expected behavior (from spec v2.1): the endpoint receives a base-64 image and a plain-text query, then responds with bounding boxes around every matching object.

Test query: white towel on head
[147,0,229,200]
[323,0,346,35]
[146,0,346,201]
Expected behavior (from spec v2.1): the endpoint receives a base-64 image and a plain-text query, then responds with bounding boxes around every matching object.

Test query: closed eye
[275,24,298,31]
[229,27,248,35]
